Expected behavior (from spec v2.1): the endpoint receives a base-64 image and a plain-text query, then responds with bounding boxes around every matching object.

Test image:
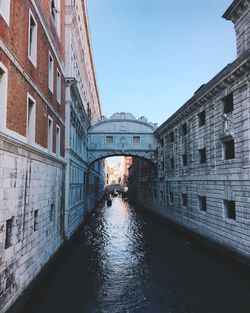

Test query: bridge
[87,112,158,164]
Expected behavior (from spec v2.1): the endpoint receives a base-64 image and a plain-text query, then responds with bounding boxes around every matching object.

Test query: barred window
[198,111,206,127]
[223,93,234,114]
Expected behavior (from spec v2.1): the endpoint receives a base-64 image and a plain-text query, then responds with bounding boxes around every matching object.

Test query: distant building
[106,161,123,185]
[122,156,133,186]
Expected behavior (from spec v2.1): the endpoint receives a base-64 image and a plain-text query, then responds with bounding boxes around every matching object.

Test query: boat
[106,198,112,207]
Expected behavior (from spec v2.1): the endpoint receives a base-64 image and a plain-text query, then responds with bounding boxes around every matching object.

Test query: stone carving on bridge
[119,136,127,147]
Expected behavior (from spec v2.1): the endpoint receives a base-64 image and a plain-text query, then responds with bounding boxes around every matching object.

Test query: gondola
[106,198,112,207]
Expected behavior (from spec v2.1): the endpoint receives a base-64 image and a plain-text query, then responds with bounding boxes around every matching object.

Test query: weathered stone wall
[129,59,250,257]
[0,135,65,313]
[88,161,105,211]
[128,30,250,261]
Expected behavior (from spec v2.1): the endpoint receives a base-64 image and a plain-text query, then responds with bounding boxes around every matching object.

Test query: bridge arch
[87,113,158,164]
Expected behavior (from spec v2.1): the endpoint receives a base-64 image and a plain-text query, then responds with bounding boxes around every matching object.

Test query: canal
[22,197,250,313]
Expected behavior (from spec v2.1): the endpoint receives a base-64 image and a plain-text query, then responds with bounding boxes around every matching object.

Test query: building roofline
[82,0,102,117]
[222,0,250,21]
[155,51,250,135]
[222,0,242,19]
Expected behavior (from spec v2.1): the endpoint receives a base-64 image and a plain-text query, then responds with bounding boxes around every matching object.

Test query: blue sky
[87,0,235,126]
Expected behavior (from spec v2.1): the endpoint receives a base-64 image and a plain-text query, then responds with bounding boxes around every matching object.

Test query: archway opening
[89,155,157,205]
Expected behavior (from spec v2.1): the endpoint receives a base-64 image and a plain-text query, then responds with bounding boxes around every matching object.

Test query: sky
[87,0,236,127]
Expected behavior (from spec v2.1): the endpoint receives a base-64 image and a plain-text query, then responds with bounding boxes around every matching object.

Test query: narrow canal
[22,197,250,313]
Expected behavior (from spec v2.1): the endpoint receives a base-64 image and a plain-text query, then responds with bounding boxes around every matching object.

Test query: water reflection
[22,197,250,313]
[92,200,147,313]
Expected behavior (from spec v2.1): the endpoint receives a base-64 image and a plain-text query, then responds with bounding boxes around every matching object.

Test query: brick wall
[0,0,65,155]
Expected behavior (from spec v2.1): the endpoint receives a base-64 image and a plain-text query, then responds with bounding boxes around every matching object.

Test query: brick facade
[0,1,67,311]
[0,0,65,154]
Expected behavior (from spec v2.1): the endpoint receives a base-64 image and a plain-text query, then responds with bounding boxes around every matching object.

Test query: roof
[110,112,136,120]
[223,0,249,21]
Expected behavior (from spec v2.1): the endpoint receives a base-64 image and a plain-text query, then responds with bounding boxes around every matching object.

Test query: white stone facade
[128,0,250,263]
[0,134,64,312]
[64,0,104,238]
[88,112,158,163]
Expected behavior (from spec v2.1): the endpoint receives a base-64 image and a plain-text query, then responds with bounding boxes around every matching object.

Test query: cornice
[89,118,157,132]
[222,0,250,24]
[81,0,102,117]
[155,52,250,136]
[65,77,90,130]
[0,132,66,167]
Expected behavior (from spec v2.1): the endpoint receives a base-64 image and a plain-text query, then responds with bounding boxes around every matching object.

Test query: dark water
[23,198,250,313]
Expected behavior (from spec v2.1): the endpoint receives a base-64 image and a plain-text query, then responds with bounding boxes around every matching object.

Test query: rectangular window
[199,196,207,212]
[0,0,10,25]
[223,93,234,114]
[56,125,60,157]
[224,200,236,220]
[56,69,61,103]
[133,136,140,144]
[28,11,37,67]
[34,210,38,231]
[27,95,36,144]
[51,0,60,36]
[169,192,173,204]
[170,158,174,169]
[182,154,187,166]
[181,193,187,207]
[50,204,54,222]
[181,123,187,136]
[154,189,157,199]
[161,161,164,171]
[51,0,56,22]
[159,138,164,147]
[160,190,164,202]
[198,111,206,127]
[4,217,13,249]
[199,148,206,164]
[106,136,113,144]
[0,63,8,131]
[48,52,54,92]
[48,117,53,153]
[170,131,174,143]
[224,139,235,160]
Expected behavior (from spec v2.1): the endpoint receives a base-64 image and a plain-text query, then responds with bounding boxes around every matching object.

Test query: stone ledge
[0,132,66,168]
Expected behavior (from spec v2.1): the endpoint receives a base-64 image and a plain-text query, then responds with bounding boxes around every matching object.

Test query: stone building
[0,0,104,311]
[64,0,104,238]
[122,156,133,187]
[0,0,66,311]
[128,0,250,262]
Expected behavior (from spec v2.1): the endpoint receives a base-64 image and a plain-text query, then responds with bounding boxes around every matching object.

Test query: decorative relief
[119,136,127,148]
[223,112,234,136]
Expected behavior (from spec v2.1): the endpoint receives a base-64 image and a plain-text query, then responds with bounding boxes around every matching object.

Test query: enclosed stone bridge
[88,113,158,164]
